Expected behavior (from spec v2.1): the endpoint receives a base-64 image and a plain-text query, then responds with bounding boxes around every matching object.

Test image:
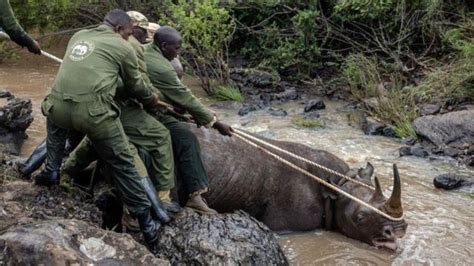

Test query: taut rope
[235,129,374,190]
[233,129,404,222]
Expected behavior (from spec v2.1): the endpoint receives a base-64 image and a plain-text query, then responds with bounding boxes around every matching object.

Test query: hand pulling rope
[233,130,404,222]
[234,128,375,190]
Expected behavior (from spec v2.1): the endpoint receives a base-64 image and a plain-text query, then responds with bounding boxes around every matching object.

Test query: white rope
[234,128,375,190]
[233,131,404,222]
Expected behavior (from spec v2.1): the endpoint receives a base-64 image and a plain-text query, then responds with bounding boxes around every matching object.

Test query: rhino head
[333,163,407,250]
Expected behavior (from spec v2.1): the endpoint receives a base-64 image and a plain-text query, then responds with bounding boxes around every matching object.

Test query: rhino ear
[372,176,385,201]
[358,162,374,180]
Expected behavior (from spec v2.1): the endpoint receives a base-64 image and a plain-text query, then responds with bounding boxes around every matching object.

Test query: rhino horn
[372,176,384,201]
[384,164,403,216]
[358,162,374,180]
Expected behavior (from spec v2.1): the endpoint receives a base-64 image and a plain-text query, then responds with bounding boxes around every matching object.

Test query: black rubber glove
[27,39,41,55]
[212,121,234,136]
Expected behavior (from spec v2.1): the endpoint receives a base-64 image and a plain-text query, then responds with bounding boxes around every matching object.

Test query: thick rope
[233,131,404,222]
[234,128,375,190]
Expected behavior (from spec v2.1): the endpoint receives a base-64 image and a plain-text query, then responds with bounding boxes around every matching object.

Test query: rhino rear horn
[384,164,403,216]
[358,162,374,180]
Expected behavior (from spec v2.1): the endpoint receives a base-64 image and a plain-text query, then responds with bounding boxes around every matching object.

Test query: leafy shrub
[160,0,235,94]
[214,85,244,102]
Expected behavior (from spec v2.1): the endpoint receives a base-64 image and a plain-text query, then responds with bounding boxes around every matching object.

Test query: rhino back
[192,127,350,231]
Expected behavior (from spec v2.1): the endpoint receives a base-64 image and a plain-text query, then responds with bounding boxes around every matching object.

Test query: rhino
[17,127,407,250]
[191,127,407,250]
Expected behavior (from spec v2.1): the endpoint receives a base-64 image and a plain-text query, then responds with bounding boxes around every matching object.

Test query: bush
[214,85,244,102]
[160,0,235,94]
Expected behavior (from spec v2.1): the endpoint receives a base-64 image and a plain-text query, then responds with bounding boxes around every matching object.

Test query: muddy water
[1,52,473,265]
[0,49,62,155]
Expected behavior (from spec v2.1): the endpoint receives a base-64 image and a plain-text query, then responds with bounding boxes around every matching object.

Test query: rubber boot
[34,169,60,187]
[136,210,161,254]
[16,139,47,177]
[186,193,218,215]
[140,176,171,224]
[159,190,183,214]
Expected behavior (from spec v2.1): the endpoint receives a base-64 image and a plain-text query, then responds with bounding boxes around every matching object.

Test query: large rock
[433,173,473,190]
[413,110,474,147]
[156,209,288,265]
[0,219,168,265]
[230,68,281,96]
[0,88,33,155]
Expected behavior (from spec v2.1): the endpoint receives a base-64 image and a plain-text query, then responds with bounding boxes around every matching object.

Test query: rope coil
[233,130,404,222]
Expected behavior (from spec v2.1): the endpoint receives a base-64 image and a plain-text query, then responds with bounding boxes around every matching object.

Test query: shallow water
[1,51,473,265]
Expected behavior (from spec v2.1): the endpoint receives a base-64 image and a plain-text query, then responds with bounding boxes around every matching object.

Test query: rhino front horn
[385,164,403,216]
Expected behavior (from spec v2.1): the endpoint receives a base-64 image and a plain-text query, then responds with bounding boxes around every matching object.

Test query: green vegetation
[214,85,244,102]
[291,116,325,129]
[159,0,235,94]
[2,0,472,138]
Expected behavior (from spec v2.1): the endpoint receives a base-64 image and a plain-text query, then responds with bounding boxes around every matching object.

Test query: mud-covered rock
[413,110,474,148]
[268,108,288,117]
[433,173,473,190]
[362,118,385,135]
[420,104,441,116]
[238,104,259,116]
[156,209,288,265]
[230,68,281,96]
[304,98,325,112]
[0,219,168,265]
[401,136,417,146]
[274,87,298,102]
[0,89,33,155]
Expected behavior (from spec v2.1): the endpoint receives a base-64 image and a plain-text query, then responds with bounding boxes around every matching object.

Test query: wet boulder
[304,98,325,112]
[238,104,259,116]
[413,110,474,148]
[230,68,281,96]
[0,88,33,155]
[433,173,473,190]
[420,104,441,116]
[156,209,288,265]
[268,108,288,117]
[0,219,168,265]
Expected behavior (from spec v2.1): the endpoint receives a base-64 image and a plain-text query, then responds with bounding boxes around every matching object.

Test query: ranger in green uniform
[35,10,166,251]
[144,26,234,214]
[64,11,177,200]
[0,0,41,54]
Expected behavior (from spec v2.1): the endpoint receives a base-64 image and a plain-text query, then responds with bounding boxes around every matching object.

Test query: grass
[291,116,325,129]
[214,85,244,102]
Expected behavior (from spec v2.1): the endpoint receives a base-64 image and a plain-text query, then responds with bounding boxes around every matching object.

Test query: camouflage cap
[146,22,161,42]
[126,11,149,29]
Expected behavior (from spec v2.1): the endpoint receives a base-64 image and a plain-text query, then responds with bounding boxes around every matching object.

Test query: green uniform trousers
[158,115,209,195]
[43,95,150,216]
[64,102,175,191]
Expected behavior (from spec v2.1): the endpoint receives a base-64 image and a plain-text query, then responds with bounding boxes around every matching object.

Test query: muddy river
[1,50,473,265]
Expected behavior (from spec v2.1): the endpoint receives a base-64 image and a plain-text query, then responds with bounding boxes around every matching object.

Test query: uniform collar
[97,24,115,33]
[152,43,164,56]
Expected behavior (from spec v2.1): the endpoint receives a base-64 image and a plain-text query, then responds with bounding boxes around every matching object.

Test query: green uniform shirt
[51,25,155,105]
[144,43,214,126]
[0,0,34,47]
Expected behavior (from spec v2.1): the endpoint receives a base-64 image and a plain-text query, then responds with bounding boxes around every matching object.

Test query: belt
[50,91,109,103]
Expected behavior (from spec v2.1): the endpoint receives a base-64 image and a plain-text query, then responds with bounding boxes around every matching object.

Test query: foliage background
[4,0,474,137]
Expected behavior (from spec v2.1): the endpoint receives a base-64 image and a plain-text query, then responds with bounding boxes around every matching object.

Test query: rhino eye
[356,213,366,223]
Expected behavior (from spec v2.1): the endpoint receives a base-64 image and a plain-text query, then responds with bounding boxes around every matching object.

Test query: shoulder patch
[69,40,95,61]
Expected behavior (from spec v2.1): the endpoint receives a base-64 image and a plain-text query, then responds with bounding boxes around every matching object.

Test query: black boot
[34,170,60,187]
[16,139,47,177]
[136,210,161,253]
[163,201,182,214]
[140,176,171,224]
